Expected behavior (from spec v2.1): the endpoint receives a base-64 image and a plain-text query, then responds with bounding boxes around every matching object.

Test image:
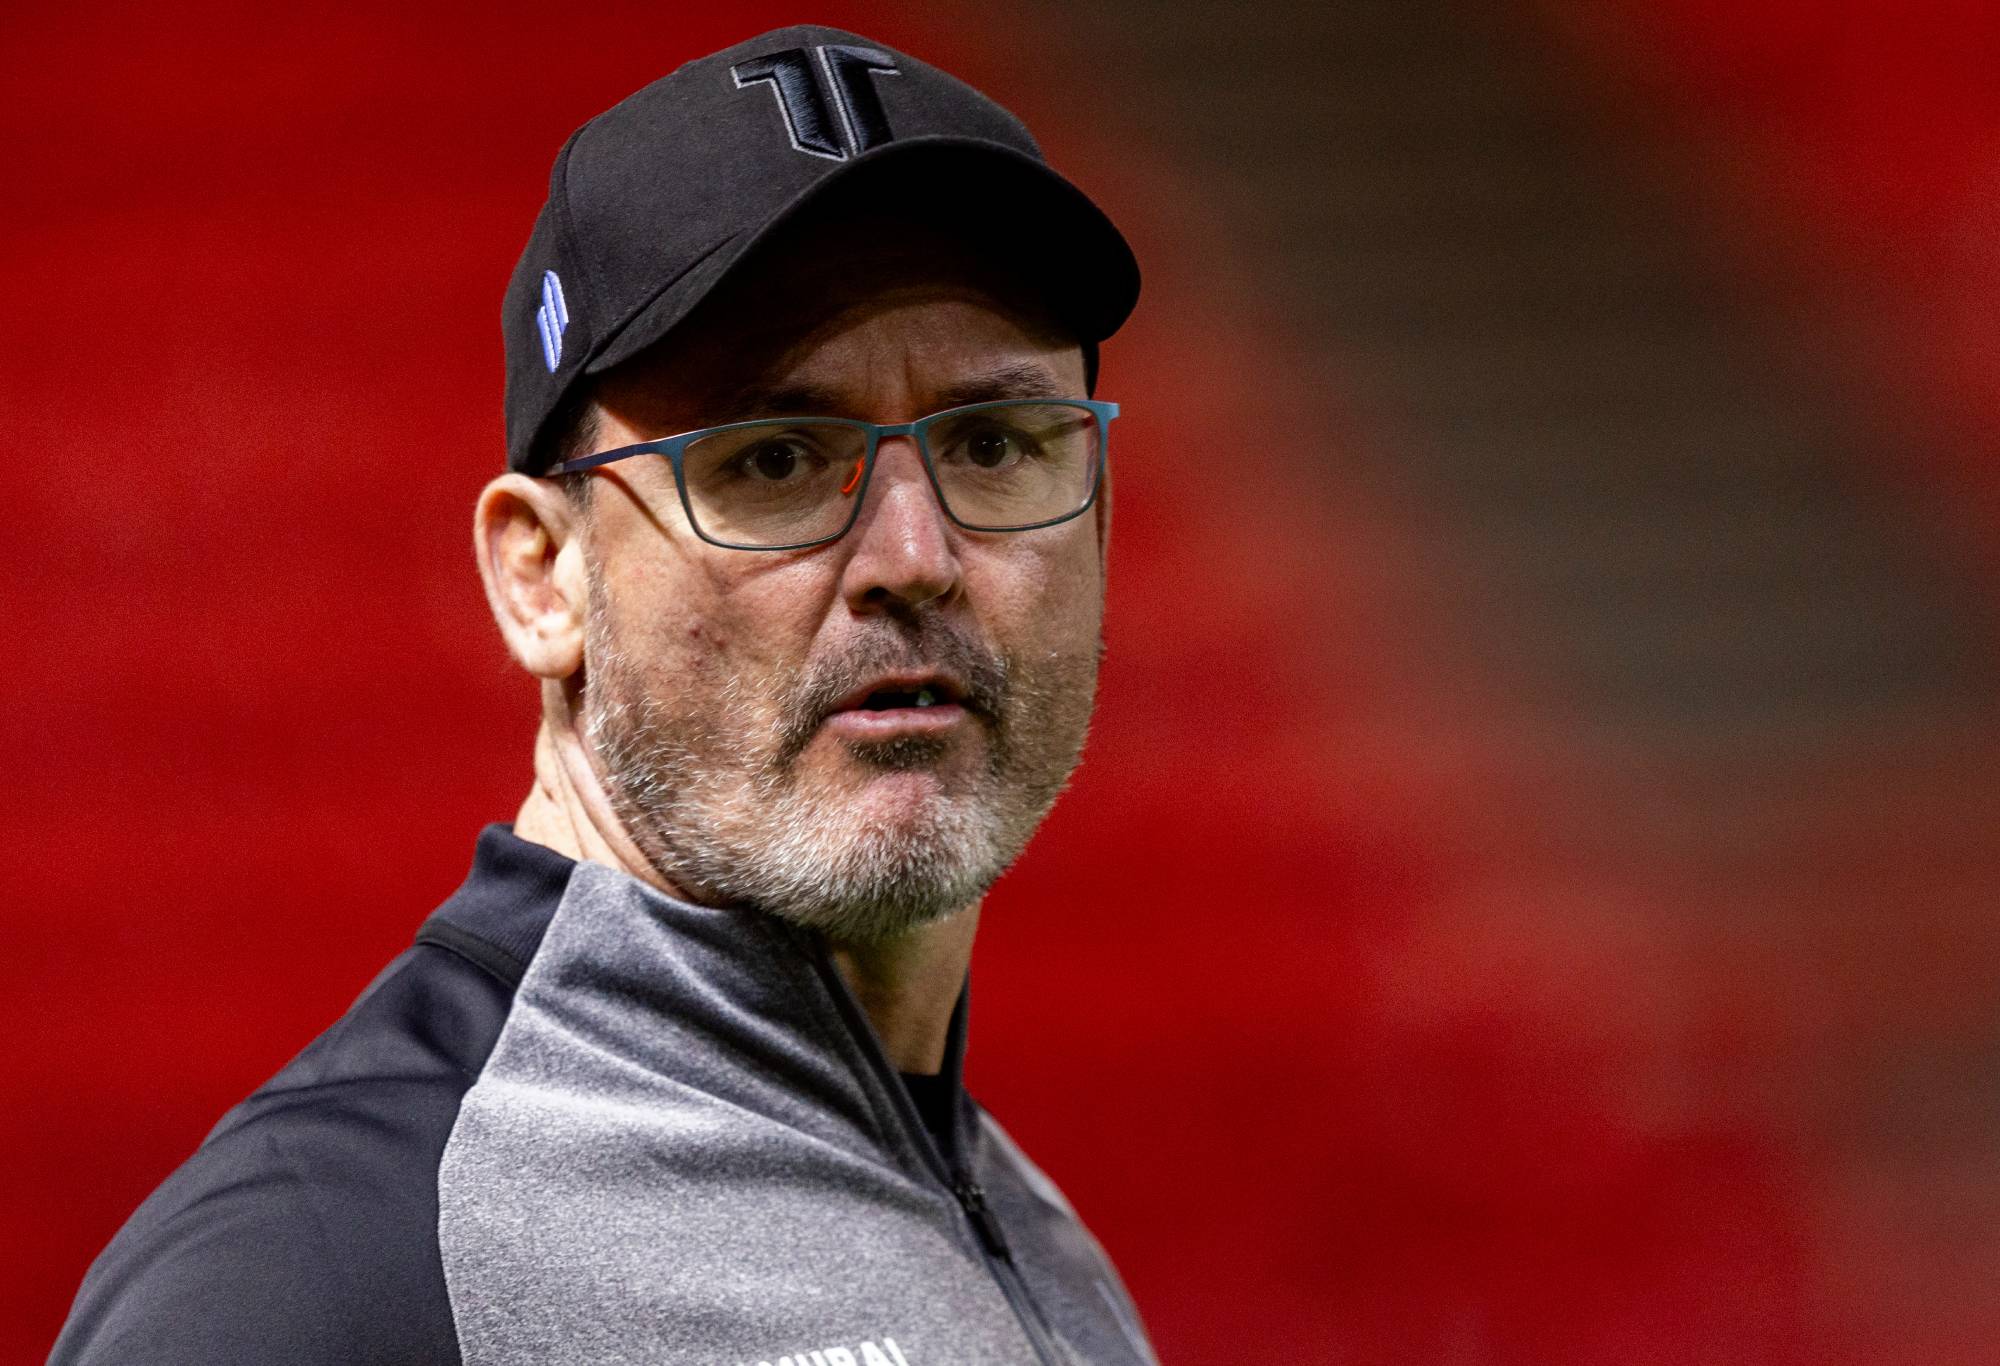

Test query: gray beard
[580,574,1097,944]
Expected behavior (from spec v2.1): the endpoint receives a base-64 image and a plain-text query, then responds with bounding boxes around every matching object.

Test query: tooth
[915,687,936,708]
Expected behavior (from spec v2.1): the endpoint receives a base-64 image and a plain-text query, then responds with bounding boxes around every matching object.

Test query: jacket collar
[421,824,973,1171]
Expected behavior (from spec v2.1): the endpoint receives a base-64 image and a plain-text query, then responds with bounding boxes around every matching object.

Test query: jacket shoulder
[50,942,514,1366]
[972,1105,1159,1365]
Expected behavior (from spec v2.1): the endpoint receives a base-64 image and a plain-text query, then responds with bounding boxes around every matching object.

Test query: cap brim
[584,136,1140,378]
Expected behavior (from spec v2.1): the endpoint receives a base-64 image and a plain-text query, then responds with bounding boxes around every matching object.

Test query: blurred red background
[8,2,2000,1363]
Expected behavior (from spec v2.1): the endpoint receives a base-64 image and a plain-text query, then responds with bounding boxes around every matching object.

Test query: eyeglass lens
[679,402,1104,547]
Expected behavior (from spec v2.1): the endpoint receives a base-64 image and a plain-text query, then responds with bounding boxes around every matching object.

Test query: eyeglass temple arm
[546,440,672,477]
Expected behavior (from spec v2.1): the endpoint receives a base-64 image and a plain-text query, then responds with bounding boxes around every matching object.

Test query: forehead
[594,211,1085,424]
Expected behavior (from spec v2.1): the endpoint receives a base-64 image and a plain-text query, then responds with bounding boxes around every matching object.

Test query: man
[51,23,1153,1366]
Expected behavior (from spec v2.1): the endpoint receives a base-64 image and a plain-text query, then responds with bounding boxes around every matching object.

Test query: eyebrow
[709,362,1072,424]
[933,362,1072,410]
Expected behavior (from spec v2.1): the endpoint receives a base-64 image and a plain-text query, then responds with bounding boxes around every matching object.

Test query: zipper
[802,934,1066,1366]
[952,1176,1012,1260]
[949,1174,1067,1366]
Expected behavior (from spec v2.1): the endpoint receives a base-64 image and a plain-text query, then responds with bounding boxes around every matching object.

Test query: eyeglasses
[549,398,1118,551]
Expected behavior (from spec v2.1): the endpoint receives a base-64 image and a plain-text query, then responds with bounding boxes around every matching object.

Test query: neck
[826,906,979,1075]
[512,716,979,1074]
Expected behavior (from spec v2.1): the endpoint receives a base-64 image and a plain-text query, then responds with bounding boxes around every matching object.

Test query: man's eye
[738,440,818,481]
[960,427,1030,469]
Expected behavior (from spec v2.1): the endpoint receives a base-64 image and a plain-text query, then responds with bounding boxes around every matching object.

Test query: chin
[745,788,1008,941]
[816,783,987,867]
[810,735,986,808]
[840,767,959,820]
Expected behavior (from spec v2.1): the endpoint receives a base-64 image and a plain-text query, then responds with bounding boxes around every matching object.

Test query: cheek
[645,558,841,706]
[678,617,726,663]
[592,554,727,702]
[978,531,1104,651]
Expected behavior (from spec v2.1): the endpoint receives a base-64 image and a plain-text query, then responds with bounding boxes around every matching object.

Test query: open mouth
[854,685,950,711]
[832,672,968,714]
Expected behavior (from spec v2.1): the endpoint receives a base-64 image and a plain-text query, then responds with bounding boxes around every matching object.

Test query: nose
[837,434,963,616]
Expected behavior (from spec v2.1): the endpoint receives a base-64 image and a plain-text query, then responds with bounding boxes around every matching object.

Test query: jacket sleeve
[50,834,556,1365]
[49,1095,464,1366]
[46,941,516,1366]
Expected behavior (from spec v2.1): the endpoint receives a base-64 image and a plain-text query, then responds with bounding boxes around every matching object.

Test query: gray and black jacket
[52,826,1158,1366]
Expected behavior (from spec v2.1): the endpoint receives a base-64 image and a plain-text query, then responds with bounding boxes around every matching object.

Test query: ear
[474,474,588,680]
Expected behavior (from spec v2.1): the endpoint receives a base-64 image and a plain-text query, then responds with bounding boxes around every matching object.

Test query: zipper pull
[952,1177,1013,1261]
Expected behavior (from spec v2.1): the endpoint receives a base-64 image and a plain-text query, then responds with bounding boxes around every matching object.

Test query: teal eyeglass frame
[548,397,1119,552]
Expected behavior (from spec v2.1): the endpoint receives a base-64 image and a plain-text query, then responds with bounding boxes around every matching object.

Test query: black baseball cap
[502,25,1142,473]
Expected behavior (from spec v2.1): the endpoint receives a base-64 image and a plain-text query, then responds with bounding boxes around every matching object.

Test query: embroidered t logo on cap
[731,45,901,161]
[535,270,570,372]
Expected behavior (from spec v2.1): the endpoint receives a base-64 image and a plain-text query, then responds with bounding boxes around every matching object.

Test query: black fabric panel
[422,824,574,971]
[49,828,575,1365]
[416,918,530,988]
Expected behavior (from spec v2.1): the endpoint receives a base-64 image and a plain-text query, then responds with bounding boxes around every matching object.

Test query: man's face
[571,225,1105,942]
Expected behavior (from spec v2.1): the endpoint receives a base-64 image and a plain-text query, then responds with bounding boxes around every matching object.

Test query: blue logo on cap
[535,270,569,372]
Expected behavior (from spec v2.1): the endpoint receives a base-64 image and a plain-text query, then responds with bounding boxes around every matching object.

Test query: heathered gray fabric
[438,860,1157,1366]
[970,1115,1160,1366]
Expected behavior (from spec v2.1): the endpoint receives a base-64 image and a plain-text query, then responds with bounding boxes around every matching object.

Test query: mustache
[773,620,1009,765]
